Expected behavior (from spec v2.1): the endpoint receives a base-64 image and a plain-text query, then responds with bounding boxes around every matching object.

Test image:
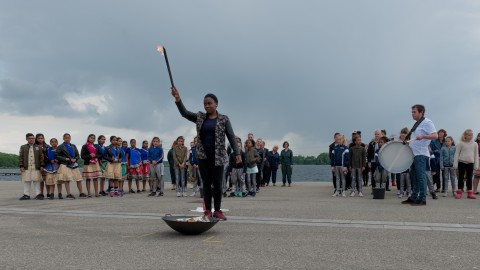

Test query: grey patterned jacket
[176,100,240,166]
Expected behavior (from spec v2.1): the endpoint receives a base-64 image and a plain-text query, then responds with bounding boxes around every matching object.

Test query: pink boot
[455,190,463,199]
[467,191,477,199]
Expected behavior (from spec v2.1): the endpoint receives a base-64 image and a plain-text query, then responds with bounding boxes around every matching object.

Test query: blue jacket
[148,146,164,163]
[440,146,456,168]
[374,148,385,172]
[267,151,280,168]
[121,147,127,163]
[331,145,349,167]
[139,148,149,164]
[189,146,198,165]
[430,139,445,163]
[426,153,437,172]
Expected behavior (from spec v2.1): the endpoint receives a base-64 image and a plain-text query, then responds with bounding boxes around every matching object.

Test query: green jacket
[18,144,44,170]
[246,148,259,168]
[173,145,188,169]
[280,149,293,166]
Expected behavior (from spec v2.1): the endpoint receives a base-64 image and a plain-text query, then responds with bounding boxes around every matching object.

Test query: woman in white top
[453,129,479,199]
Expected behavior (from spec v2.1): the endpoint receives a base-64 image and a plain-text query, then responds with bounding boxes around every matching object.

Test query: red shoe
[455,190,463,199]
[467,191,477,199]
[213,210,227,221]
[392,181,396,187]
[204,210,213,218]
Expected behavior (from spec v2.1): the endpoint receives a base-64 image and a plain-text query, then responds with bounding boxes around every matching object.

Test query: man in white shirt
[402,104,438,206]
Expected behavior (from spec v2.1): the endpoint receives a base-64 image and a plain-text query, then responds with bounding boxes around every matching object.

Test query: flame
[156,45,165,55]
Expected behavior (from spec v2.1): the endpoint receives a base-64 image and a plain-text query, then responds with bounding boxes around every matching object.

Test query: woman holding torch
[171,87,241,220]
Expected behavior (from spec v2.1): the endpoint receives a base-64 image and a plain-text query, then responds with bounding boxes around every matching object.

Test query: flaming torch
[156,45,175,88]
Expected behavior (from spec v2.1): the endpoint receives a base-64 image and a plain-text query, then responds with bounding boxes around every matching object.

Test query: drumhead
[378,141,414,173]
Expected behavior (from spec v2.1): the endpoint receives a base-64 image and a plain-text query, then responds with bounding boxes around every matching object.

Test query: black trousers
[263,165,271,185]
[270,167,278,184]
[169,162,176,185]
[198,158,224,212]
[256,165,263,189]
[345,171,352,189]
[363,167,369,186]
[458,162,473,191]
[332,171,337,189]
[433,166,441,191]
[370,163,377,188]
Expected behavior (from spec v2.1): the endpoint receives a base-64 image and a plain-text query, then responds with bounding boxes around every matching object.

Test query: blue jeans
[410,155,428,202]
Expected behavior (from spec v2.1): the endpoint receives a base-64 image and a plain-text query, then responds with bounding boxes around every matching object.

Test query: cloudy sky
[1,0,479,155]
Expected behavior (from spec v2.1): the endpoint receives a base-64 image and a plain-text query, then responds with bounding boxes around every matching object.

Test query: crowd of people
[17,87,296,221]
[329,126,480,201]
[18,103,479,211]
[17,132,294,200]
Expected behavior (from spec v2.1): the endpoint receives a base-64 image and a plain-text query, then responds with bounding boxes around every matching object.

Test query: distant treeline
[293,153,330,165]
[0,152,19,168]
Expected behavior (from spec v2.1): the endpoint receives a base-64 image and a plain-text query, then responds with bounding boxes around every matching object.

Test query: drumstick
[402,138,417,145]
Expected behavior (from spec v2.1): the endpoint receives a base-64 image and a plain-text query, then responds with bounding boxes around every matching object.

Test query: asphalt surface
[1,181,479,270]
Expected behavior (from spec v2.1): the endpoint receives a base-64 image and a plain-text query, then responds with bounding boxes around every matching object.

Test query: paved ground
[1,181,480,269]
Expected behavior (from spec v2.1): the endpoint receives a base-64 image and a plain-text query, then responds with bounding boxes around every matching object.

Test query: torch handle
[162,47,175,88]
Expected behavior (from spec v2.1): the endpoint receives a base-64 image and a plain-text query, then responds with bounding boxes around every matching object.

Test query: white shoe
[442,192,448,197]
[190,192,196,197]
[396,190,401,196]
[176,192,181,197]
[341,192,346,197]
[350,192,355,197]
[182,192,187,197]
[398,193,403,198]
[332,191,339,197]
[358,192,364,197]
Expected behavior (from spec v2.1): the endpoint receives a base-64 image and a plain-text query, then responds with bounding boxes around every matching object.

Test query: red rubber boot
[455,190,463,199]
[467,191,477,199]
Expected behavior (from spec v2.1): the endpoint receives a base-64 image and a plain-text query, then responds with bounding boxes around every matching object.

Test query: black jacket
[167,148,174,165]
[103,145,123,163]
[367,141,377,163]
[55,143,80,166]
[228,151,246,174]
[80,144,103,165]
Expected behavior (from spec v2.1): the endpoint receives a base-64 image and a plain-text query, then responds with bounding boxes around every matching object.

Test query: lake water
[0,165,333,182]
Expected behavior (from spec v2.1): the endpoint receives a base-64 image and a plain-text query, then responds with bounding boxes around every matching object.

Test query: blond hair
[460,129,473,142]
[340,135,347,146]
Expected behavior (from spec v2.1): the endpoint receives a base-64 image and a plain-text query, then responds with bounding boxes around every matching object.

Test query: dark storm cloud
[1,0,480,154]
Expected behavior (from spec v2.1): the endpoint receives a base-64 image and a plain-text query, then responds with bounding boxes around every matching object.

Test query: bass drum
[378,141,414,173]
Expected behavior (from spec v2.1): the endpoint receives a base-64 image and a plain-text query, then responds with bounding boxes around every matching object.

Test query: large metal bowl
[162,215,220,235]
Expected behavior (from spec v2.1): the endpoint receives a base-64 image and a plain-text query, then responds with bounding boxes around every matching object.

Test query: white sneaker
[182,192,187,197]
[190,192,196,197]
[176,192,181,197]
[332,191,339,197]
[341,191,346,197]
[443,192,448,197]
[396,190,401,196]
[350,192,355,197]
[358,192,364,197]
[398,193,403,198]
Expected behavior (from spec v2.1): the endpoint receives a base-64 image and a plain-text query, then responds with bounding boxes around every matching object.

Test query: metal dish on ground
[162,215,220,235]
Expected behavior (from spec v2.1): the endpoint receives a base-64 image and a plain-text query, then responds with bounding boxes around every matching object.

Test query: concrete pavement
[0,181,479,269]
